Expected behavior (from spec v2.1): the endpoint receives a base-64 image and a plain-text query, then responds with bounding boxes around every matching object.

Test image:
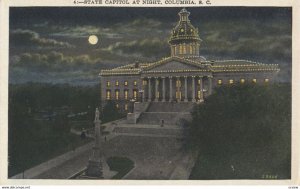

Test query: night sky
[9,7,292,85]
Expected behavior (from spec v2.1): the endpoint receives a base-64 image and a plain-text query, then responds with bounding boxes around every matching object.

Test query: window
[198,79,201,85]
[115,81,119,86]
[197,90,201,99]
[183,45,186,54]
[264,78,269,83]
[176,80,181,87]
[189,45,193,54]
[115,90,119,100]
[240,79,245,84]
[106,90,111,100]
[218,79,222,85]
[124,81,128,86]
[229,79,234,84]
[133,81,137,86]
[116,103,119,109]
[252,78,257,83]
[143,80,147,85]
[133,90,137,100]
[106,81,110,87]
[179,45,183,54]
[176,91,181,99]
[124,90,128,100]
[156,92,160,99]
[125,104,128,111]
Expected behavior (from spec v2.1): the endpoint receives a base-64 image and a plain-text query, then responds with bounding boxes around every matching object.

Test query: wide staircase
[137,102,195,126]
[113,124,184,137]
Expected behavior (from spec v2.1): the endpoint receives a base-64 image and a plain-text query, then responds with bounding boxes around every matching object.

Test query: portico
[142,75,212,102]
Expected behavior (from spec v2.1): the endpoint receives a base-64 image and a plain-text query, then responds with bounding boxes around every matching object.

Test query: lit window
[156,92,160,99]
[142,80,147,85]
[176,91,181,99]
[124,81,128,86]
[240,79,245,84]
[106,90,111,100]
[189,45,193,54]
[133,81,137,86]
[125,104,128,111]
[264,78,269,83]
[198,79,201,85]
[176,80,181,87]
[124,90,128,100]
[229,79,234,84]
[106,81,110,87]
[252,79,257,83]
[218,79,222,85]
[133,90,137,100]
[115,90,119,100]
[179,45,183,54]
[116,104,119,109]
[183,45,186,54]
[115,81,119,86]
[197,90,201,99]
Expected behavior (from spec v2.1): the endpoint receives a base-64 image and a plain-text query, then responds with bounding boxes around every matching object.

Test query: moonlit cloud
[10,29,75,48]
[103,38,169,58]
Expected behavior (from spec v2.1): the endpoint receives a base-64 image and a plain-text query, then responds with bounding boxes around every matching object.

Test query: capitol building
[100,8,279,111]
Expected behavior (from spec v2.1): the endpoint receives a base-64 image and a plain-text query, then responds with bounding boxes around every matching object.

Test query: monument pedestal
[86,159,103,178]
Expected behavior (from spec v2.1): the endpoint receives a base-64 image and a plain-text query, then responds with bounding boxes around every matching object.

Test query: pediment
[143,58,206,72]
[152,61,200,71]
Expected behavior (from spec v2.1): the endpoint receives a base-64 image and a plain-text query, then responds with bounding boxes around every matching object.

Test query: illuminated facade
[100,8,279,111]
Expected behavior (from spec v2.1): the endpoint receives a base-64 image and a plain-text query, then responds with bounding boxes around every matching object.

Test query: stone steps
[146,102,195,112]
[113,125,184,137]
[137,112,191,126]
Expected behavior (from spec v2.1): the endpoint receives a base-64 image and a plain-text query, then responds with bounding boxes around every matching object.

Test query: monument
[85,108,103,178]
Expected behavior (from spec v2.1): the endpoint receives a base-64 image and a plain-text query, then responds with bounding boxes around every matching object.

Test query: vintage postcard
[0,0,299,187]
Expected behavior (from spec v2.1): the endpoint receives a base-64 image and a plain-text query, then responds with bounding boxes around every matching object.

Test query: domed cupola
[169,8,202,58]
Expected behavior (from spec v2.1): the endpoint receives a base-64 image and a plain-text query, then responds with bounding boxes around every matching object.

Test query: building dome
[169,8,202,58]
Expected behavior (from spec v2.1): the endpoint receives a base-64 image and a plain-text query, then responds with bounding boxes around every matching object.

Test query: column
[169,77,173,102]
[155,77,159,102]
[148,77,151,102]
[208,76,212,95]
[142,78,145,102]
[184,76,188,102]
[200,77,204,102]
[192,76,196,102]
[162,77,166,102]
[176,77,180,102]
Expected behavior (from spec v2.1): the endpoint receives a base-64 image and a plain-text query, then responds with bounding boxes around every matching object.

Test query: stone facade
[99,8,280,112]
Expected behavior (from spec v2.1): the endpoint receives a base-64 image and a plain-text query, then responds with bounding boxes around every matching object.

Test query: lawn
[8,119,92,177]
[107,156,134,179]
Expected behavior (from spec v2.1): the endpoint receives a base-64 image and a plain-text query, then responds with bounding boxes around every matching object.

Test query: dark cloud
[10,29,74,48]
[11,51,104,72]
[198,20,292,63]
[103,38,169,58]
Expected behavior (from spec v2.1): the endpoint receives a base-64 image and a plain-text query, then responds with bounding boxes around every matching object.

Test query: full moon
[88,35,98,45]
